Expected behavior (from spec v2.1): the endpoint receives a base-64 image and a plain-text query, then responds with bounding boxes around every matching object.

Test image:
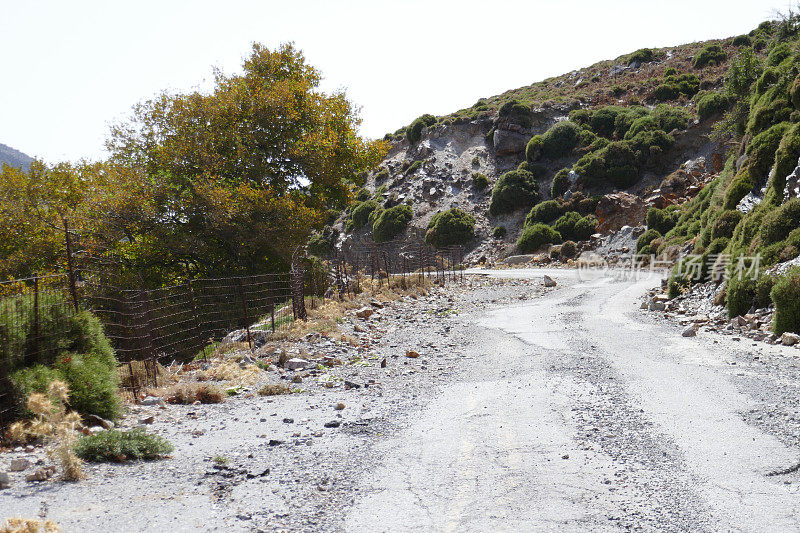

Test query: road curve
[344,268,800,532]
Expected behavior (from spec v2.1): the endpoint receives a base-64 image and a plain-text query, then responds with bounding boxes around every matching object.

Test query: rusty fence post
[236,277,254,353]
[188,279,208,360]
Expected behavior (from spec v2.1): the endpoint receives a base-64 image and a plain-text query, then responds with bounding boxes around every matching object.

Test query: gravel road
[2,268,800,532]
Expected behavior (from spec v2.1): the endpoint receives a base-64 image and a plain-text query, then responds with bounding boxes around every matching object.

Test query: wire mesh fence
[0,240,465,424]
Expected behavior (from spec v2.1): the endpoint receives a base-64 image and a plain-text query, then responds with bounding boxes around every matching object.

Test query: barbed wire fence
[0,234,465,425]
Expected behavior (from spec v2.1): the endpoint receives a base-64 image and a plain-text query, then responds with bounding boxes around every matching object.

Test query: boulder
[595,192,649,234]
[0,472,10,490]
[493,128,530,156]
[356,307,374,319]
[85,414,114,430]
[682,325,697,337]
[140,396,166,407]
[9,458,29,472]
[284,358,309,371]
[781,332,800,346]
[543,275,557,287]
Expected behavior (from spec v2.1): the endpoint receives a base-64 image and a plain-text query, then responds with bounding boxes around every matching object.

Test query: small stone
[0,472,10,489]
[344,380,361,390]
[139,416,155,425]
[26,468,52,482]
[9,458,29,472]
[781,332,800,346]
[334,403,345,411]
[324,420,341,428]
[284,358,309,371]
[140,396,165,407]
[380,358,387,368]
[283,418,294,424]
[406,350,420,359]
[85,414,115,429]
[356,307,374,319]
[682,325,697,337]
[562,454,570,460]
[291,375,303,383]
[268,439,284,446]
[369,300,384,309]
[543,275,557,288]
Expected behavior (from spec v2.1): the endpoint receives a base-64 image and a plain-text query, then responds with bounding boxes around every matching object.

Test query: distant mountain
[0,143,33,171]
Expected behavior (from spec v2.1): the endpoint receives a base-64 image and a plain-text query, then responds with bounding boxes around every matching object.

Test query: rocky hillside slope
[0,143,33,171]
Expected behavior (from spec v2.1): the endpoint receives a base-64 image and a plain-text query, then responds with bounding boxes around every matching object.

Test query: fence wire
[0,241,464,424]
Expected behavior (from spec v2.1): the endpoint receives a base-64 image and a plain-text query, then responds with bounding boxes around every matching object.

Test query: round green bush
[498,100,532,128]
[772,123,800,196]
[791,76,800,109]
[636,228,662,253]
[771,267,800,334]
[732,35,751,47]
[727,275,757,318]
[694,44,727,68]
[517,224,562,253]
[349,200,380,231]
[711,210,742,240]
[646,206,680,235]
[372,204,413,243]
[3,293,121,421]
[492,226,507,239]
[697,92,730,120]
[525,136,544,162]
[425,208,476,248]
[628,48,654,64]
[406,119,425,145]
[760,198,800,245]
[766,42,792,67]
[560,240,578,258]
[489,169,539,215]
[525,200,563,226]
[723,174,755,210]
[553,212,597,241]
[551,169,570,197]
[539,121,581,159]
[472,172,489,190]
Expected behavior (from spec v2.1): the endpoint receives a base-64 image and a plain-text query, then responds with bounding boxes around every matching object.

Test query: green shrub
[406,119,425,145]
[694,44,727,68]
[372,204,413,243]
[517,161,548,178]
[525,200,563,226]
[538,121,581,159]
[697,92,730,120]
[405,160,422,175]
[75,428,174,462]
[10,365,62,415]
[772,122,800,196]
[489,169,539,215]
[307,226,338,256]
[652,73,700,101]
[492,226,507,239]
[711,210,742,240]
[2,293,121,421]
[517,224,562,253]
[349,200,380,231]
[732,35,751,47]
[755,275,775,309]
[652,104,692,132]
[553,212,597,241]
[525,136,544,162]
[791,76,800,108]
[551,168,570,197]
[766,42,792,67]
[374,168,390,182]
[746,121,792,178]
[628,48,654,64]
[498,100,532,128]
[636,229,662,253]
[472,172,489,190]
[723,173,755,210]
[425,208,476,248]
[646,206,680,234]
[560,240,578,258]
[727,275,757,318]
[760,198,800,245]
[771,266,800,334]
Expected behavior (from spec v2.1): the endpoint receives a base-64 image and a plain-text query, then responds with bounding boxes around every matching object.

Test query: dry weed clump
[118,360,171,391]
[258,383,291,396]
[0,518,62,533]
[165,383,224,404]
[8,381,84,481]
[210,341,252,360]
[197,361,263,386]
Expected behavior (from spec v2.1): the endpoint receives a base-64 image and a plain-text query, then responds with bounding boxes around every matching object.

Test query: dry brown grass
[165,383,225,404]
[196,361,263,386]
[9,381,84,481]
[118,360,172,390]
[210,341,252,360]
[0,518,62,533]
[258,383,291,396]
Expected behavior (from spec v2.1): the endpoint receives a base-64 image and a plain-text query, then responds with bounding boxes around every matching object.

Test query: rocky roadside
[0,275,552,532]
[641,281,800,348]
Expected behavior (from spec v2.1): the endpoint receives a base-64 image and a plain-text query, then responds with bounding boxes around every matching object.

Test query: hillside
[321,16,800,337]
[0,143,33,171]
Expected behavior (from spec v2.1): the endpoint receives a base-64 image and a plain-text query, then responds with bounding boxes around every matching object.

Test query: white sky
[0,0,791,163]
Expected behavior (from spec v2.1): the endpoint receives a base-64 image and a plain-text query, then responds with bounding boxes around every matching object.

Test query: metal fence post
[63,220,80,312]
[236,277,254,353]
